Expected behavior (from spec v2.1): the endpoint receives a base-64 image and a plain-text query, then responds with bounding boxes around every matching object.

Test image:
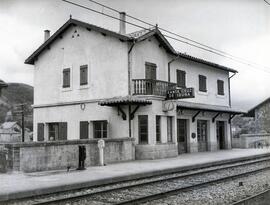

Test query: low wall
[240,133,270,148]
[232,137,241,148]
[1,138,135,172]
[135,143,178,160]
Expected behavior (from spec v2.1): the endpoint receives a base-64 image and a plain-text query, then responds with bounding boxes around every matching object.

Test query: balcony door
[145,62,156,95]
[145,62,156,80]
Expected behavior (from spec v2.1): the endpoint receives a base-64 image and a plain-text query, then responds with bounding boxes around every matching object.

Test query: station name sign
[166,87,195,100]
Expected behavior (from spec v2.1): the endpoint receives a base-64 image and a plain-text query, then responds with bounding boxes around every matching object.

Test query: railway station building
[25,14,244,161]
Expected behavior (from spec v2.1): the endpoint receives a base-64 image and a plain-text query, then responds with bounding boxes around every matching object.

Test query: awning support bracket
[212,112,221,123]
[117,106,126,120]
[229,114,236,124]
[130,105,140,120]
[192,111,201,123]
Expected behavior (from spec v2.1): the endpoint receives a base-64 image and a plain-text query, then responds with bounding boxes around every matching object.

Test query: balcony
[133,79,177,97]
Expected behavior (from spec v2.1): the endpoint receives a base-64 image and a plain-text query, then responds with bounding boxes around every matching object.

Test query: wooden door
[177,119,187,154]
[197,120,208,152]
[216,121,225,149]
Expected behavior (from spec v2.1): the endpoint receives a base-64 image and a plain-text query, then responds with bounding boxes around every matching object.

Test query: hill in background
[0,83,33,130]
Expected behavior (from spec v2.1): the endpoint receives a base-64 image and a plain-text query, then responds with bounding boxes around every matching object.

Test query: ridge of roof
[25,18,238,73]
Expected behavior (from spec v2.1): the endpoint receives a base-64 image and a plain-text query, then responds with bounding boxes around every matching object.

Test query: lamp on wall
[80,103,86,110]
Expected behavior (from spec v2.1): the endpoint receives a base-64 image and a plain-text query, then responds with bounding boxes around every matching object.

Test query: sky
[0,0,269,110]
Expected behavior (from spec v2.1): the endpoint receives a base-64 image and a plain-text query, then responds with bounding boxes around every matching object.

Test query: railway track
[9,155,270,205]
[231,189,270,205]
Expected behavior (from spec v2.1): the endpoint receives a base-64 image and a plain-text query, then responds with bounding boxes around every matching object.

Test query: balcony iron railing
[133,79,177,97]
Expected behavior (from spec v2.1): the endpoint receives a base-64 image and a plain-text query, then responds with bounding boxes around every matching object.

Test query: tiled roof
[128,27,155,38]
[177,101,245,114]
[25,18,237,73]
[99,96,152,106]
[176,52,238,73]
[25,18,130,65]
[0,122,18,129]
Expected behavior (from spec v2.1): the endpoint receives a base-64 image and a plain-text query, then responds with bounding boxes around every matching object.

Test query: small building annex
[25,14,244,160]
[245,97,270,134]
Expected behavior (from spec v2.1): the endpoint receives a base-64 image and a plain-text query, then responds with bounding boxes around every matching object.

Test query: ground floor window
[48,122,67,141]
[167,116,173,142]
[93,121,107,138]
[156,116,161,143]
[80,121,89,139]
[138,115,148,144]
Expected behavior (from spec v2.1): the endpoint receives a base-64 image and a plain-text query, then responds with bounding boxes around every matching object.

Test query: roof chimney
[44,30,50,42]
[119,12,126,34]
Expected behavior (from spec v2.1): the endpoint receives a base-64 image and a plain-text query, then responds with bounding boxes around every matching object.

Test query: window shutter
[199,75,207,92]
[80,121,89,139]
[217,80,224,95]
[80,65,88,85]
[37,123,44,141]
[63,68,70,88]
[58,122,67,140]
[138,115,148,144]
[177,70,186,88]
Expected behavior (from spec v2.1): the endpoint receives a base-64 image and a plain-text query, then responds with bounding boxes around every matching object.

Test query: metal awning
[99,96,152,106]
[177,101,245,114]
[177,101,246,123]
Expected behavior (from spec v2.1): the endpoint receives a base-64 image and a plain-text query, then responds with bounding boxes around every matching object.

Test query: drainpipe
[228,72,237,149]
[128,40,136,138]
[168,54,180,82]
[228,72,237,107]
[128,40,135,95]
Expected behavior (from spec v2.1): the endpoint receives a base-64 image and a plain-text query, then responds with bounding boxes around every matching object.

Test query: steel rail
[31,156,270,205]
[230,189,270,205]
[116,166,270,205]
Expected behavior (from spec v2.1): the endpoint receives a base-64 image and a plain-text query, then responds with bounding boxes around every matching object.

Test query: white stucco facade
[28,19,239,160]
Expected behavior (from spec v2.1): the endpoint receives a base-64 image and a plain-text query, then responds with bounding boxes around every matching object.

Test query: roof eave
[24,18,131,65]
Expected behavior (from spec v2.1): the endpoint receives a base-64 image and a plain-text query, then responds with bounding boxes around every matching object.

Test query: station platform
[1,148,270,201]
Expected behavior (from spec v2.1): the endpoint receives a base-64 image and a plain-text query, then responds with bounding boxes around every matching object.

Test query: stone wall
[135,143,178,160]
[2,138,135,172]
[240,133,270,148]
[255,103,270,133]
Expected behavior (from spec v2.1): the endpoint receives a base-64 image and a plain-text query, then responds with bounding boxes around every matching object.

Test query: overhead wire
[86,0,269,70]
[62,0,270,74]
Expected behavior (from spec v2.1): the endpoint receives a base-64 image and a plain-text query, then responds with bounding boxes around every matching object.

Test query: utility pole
[14,103,26,142]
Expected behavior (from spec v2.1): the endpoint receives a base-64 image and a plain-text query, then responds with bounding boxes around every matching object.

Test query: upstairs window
[176,70,186,88]
[199,75,207,92]
[217,80,224,95]
[80,65,88,85]
[63,68,70,88]
[145,62,157,80]
[93,121,107,138]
